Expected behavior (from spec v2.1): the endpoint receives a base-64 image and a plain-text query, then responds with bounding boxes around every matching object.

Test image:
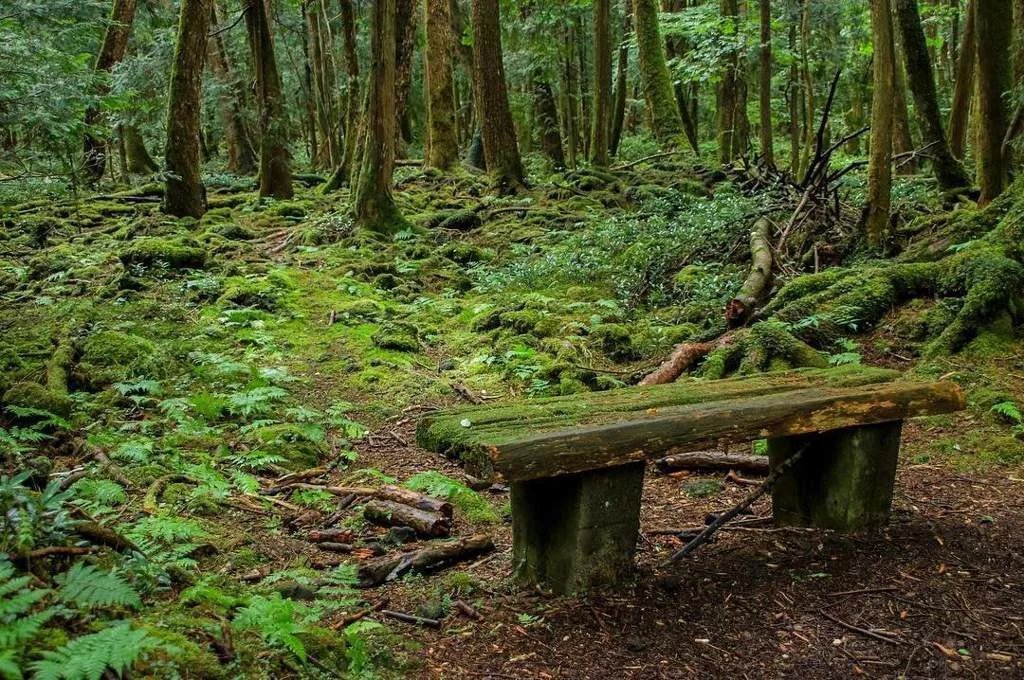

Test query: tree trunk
[534,75,565,169]
[891,13,917,173]
[797,0,813,178]
[124,125,158,174]
[591,0,613,167]
[974,0,1012,205]
[208,3,257,175]
[425,0,459,170]
[948,0,975,159]
[758,0,773,165]
[395,0,422,152]
[892,0,970,190]
[864,0,895,248]
[610,0,632,156]
[84,0,138,184]
[353,0,408,233]
[162,0,210,218]
[245,0,294,199]
[718,0,742,164]
[634,0,685,144]
[326,0,361,189]
[471,0,526,192]
[576,15,592,161]
[561,38,579,168]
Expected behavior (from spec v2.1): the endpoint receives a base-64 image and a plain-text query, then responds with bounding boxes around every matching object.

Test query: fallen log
[307,528,355,544]
[655,451,769,475]
[379,609,441,628]
[725,218,773,328]
[318,542,354,553]
[363,500,451,538]
[377,486,453,518]
[356,534,495,588]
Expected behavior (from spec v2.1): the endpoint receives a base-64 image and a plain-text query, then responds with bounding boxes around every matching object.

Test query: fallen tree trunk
[377,486,453,518]
[356,534,494,587]
[363,500,451,538]
[726,218,773,327]
[637,336,728,387]
[655,451,769,475]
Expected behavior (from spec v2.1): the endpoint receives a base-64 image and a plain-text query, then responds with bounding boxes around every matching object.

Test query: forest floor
[1,157,1023,678]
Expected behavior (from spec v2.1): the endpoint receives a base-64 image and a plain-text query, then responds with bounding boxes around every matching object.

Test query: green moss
[79,330,162,386]
[440,242,490,265]
[404,471,499,524]
[218,277,285,312]
[683,479,723,498]
[371,321,421,352]
[590,323,638,361]
[120,237,206,270]
[2,382,73,419]
[249,423,328,469]
[208,222,256,240]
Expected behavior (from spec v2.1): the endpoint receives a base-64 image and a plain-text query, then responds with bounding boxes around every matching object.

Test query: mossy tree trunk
[533,74,565,170]
[974,0,1012,206]
[352,0,408,234]
[590,0,613,167]
[425,0,459,170]
[395,0,422,154]
[245,0,294,200]
[609,0,632,157]
[83,0,138,185]
[891,15,917,174]
[634,0,685,146]
[758,0,773,166]
[893,0,970,191]
[947,0,975,160]
[471,0,526,193]
[326,0,361,190]
[864,0,895,248]
[162,0,210,218]
[304,0,340,168]
[208,3,257,175]
[788,23,800,173]
[124,125,158,174]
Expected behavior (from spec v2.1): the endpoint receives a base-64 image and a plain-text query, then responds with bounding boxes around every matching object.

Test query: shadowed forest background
[1,0,1023,677]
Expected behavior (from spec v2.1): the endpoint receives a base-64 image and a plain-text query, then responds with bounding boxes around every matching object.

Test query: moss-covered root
[698,322,828,379]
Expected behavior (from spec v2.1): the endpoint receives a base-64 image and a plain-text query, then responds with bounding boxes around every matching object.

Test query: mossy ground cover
[0,161,1022,677]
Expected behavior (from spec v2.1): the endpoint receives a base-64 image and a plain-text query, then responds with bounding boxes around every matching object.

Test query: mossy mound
[217,276,289,312]
[2,382,72,419]
[78,330,162,386]
[119,237,206,270]
[371,321,421,352]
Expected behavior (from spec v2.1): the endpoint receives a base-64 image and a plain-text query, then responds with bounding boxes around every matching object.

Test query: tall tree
[425,0,459,170]
[591,0,613,167]
[634,0,685,145]
[245,0,293,199]
[208,3,257,175]
[718,0,742,164]
[395,0,422,150]
[83,0,138,184]
[352,0,407,233]
[325,0,361,190]
[974,0,1012,205]
[758,0,773,165]
[864,0,896,247]
[892,0,970,190]
[533,72,566,169]
[163,0,211,218]
[947,0,975,159]
[610,0,633,157]
[471,0,526,192]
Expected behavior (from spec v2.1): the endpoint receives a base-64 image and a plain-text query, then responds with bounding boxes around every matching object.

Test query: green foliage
[0,473,74,554]
[0,560,55,677]
[405,471,499,524]
[29,622,159,680]
[991,401,1023,425]
[232,594,309,662]
[56,563,141,610]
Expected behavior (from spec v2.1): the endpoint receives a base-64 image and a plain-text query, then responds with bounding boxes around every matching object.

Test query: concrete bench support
[768,421,902,531]
[511,462,644,595]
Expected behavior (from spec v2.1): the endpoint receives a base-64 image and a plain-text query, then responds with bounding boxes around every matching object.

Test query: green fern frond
[29,622,157,680]
[233,594,308,662]
[56,563,141,610]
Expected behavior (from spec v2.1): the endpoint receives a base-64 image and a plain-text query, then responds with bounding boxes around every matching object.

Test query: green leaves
[55,563,141,610]
[233,594,309,662]
[29,622,158,680]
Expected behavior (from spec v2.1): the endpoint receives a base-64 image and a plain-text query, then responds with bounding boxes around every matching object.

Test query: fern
[0,561,55,677]
[226,387,288,419]
[128,516,209,544]
[70,480,127,509]
[55,563,141,610]
[991,401,1023,425]
[29,622,158,680]
[111,439,153,464]
[233,594,308,662]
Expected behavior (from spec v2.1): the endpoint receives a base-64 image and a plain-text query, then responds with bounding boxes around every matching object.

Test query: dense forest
[1,0,1023,677]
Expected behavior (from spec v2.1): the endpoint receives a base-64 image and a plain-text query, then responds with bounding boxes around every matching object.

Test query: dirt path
[347,418,1024,679]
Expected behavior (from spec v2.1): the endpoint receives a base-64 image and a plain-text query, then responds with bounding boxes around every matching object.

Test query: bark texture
[208,3,257,175]
[865,0,896,247]
[590,0,613,167]
[162,0,210,218]
[974,0,1012,205]
[425,0,459,170]
[758,0,774,165]
[245,0,294,199]
[471,0,526,192]
[634,0,685,144]
[610,0,632,156]
[948,0,975,159]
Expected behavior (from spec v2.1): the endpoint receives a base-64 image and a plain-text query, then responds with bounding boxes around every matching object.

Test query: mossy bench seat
[416,366,965,594]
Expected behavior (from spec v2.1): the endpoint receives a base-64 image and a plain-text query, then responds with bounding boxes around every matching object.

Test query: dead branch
[356,534,495,587]
[363,500,451,537]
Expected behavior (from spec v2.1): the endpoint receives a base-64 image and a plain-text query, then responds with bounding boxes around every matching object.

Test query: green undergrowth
[0,156,1021,676]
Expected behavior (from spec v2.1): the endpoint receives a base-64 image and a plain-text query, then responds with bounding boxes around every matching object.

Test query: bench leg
[511,462,644,595]
[767,422,902,531]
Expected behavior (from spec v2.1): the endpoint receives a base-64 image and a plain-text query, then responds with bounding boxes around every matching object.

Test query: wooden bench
[416,366,965,595]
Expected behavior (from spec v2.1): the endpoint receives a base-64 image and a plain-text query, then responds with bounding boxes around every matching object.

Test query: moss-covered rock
[2,382,72,419]
[119,237,206,270]
[78,330,162,386]
[372,321,421,352]
[218,277,282,311]
[590,323,638,361]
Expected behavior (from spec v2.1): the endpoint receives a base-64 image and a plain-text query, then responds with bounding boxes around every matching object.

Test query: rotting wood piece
[490,381,964,482]
[726,217,773,327]
[418,366,900,473]
[655,451,769,475]
[355,534,494,587]
[363,500,451,537]
[377,486,453,518]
